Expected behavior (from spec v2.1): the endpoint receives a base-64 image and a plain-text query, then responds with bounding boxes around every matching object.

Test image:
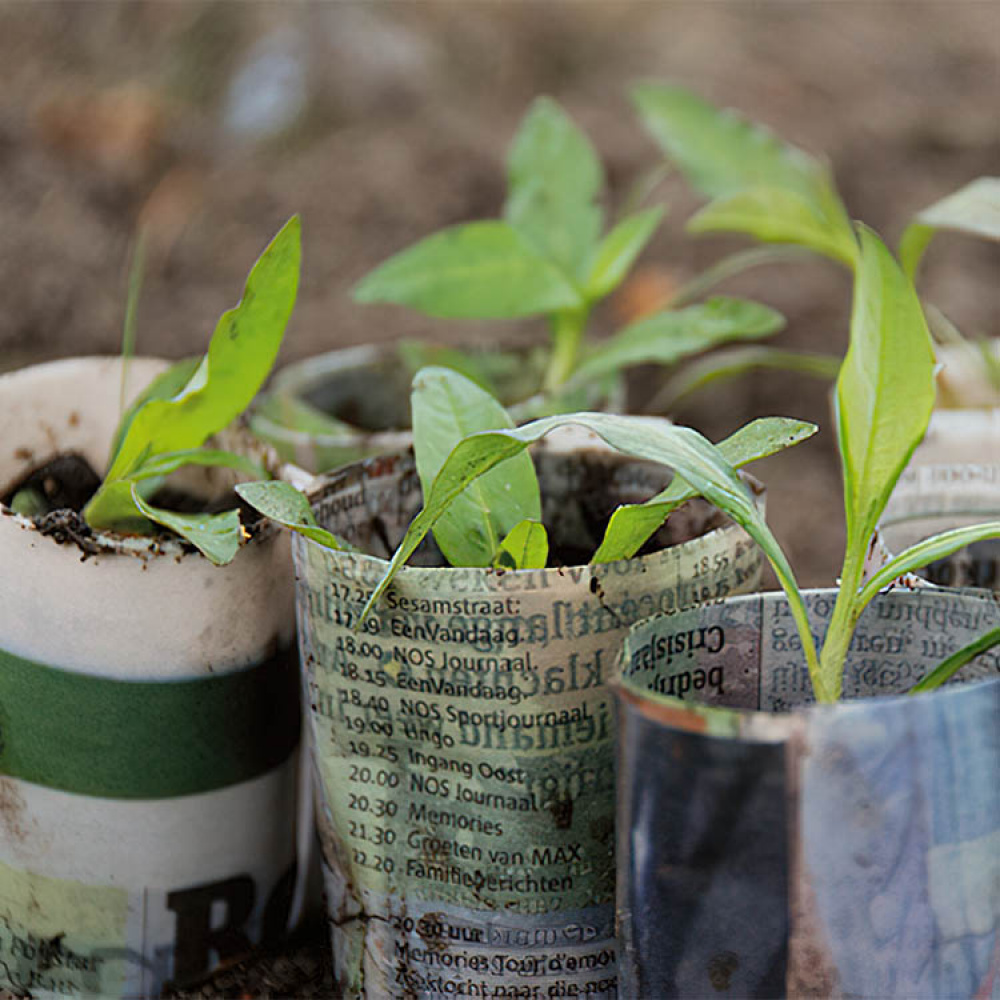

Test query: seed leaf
[858,521,1000,608]
[353,221,583,319]
[234,480,349,551]
[900,176,1000,278]
[570,297,784,385]
[836,226,936,558]
[495,519,549,570]
[131,486,243,566]
[593,417,818,563]
[585,206,665,300]
[505,97,604,280]
[412,367,540,567]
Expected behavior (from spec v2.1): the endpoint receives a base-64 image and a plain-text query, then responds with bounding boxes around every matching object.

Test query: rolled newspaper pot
[293,443,764,998]
[617,588,999,999]
[882,463,1000,591]
[0,358,307,996]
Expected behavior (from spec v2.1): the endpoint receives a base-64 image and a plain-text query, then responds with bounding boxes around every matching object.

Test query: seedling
[71,216,301,564]
[633,83,1000,404]
[243,227,1000,702]
[353,97,798,411]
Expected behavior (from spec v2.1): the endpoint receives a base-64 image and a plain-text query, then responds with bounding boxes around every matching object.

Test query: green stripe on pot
[0,646,300,800]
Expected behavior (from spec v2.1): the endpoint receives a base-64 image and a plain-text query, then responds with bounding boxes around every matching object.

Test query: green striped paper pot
[291,440,764,998]
[0,358,308,997]
[617,588,999,999]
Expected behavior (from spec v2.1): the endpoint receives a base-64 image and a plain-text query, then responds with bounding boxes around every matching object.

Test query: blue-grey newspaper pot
[616,588,999,999]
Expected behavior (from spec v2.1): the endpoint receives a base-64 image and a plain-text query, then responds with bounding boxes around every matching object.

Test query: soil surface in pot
[1,452,262,556]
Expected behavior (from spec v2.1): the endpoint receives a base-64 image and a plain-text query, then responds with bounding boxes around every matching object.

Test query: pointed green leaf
[585,206,665,300]
[649,346,841,412]
[900,177,1000,278]
[504,97,603,279]
[836,226,936,557]
[689,186,858,266]
[234,480,350,551]
[570,297,784,385]
[858,521,1000,608]
[593,417,818,563]
[496,519,548,570]
[359,412,819,696]
[106,218,300,481]
[412,367,540,567]
[131,486,242,566]
[909,626,1000,694]
[131,449,269,483]
[353,221,583,319]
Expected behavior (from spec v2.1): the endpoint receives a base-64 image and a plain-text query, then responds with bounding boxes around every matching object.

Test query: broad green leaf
[495,519,548,570]
[130,449,269,483]
[900,177,1000,278]
[689,186,858,266]
[909,626,1000,694]
[570,297,784,385]
[593,417,818,563]
[234,480,349,551]
[857,521,1000,608]
[836,226,936,559]
[411,367,540,567]
[131,486,243,565]
[359,412,820,698]
[353,221,583,319]
[101,217,301,485]
[649,346,841,412]
[87,217,301,530]
[505,97,604,280]
[108,356,201,467]
[585,206,665,300]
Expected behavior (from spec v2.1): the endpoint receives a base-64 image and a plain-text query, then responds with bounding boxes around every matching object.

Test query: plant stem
[544,306,589,394]
[669,246,814,308]
[816,547,865,702]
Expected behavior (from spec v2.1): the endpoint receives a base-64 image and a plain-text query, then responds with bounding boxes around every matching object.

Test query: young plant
[243,227,1000,703]
[80,216,301,564]
[633,83,1000,404]
[353,97,791,411]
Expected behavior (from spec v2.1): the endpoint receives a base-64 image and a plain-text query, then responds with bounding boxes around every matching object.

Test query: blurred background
[1,1,998,584]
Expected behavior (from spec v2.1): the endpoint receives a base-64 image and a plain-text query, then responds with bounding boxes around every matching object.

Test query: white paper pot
[0,358,307,997]
[292,442,765,998]
[617,588,1000,999]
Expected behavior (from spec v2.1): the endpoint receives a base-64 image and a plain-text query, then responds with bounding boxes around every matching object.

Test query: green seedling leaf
[360,412,820,694]
[108,357,201,467]
[900,177,1000,279]
[495,519,549,570]
[105,217,300,482]
[689,186,858,266]
[234,480,349,551]
[130,449,270,483]
[836,226,936,562]
[909,626,1000,694]
[631,82,827,202]
[593,417,818,563]
[131,486,242,566]
[353,221,583,319]
[649,346,841,412]
[570,297,784,385]
[251,393,353,437]
[505,97,604,280]
[857,521,1000,608]
[412,367,541,567]
[9,489,46,517]
[585,206,665,300]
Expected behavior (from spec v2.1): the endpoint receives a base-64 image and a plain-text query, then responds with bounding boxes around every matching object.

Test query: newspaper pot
[251,344,622,474]
[882,463,1000,592]
[293,441,765,998]
[0,358,306,997]
[617,588,1000,999]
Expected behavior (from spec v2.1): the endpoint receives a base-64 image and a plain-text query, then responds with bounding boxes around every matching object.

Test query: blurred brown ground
[0,6,997,989]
